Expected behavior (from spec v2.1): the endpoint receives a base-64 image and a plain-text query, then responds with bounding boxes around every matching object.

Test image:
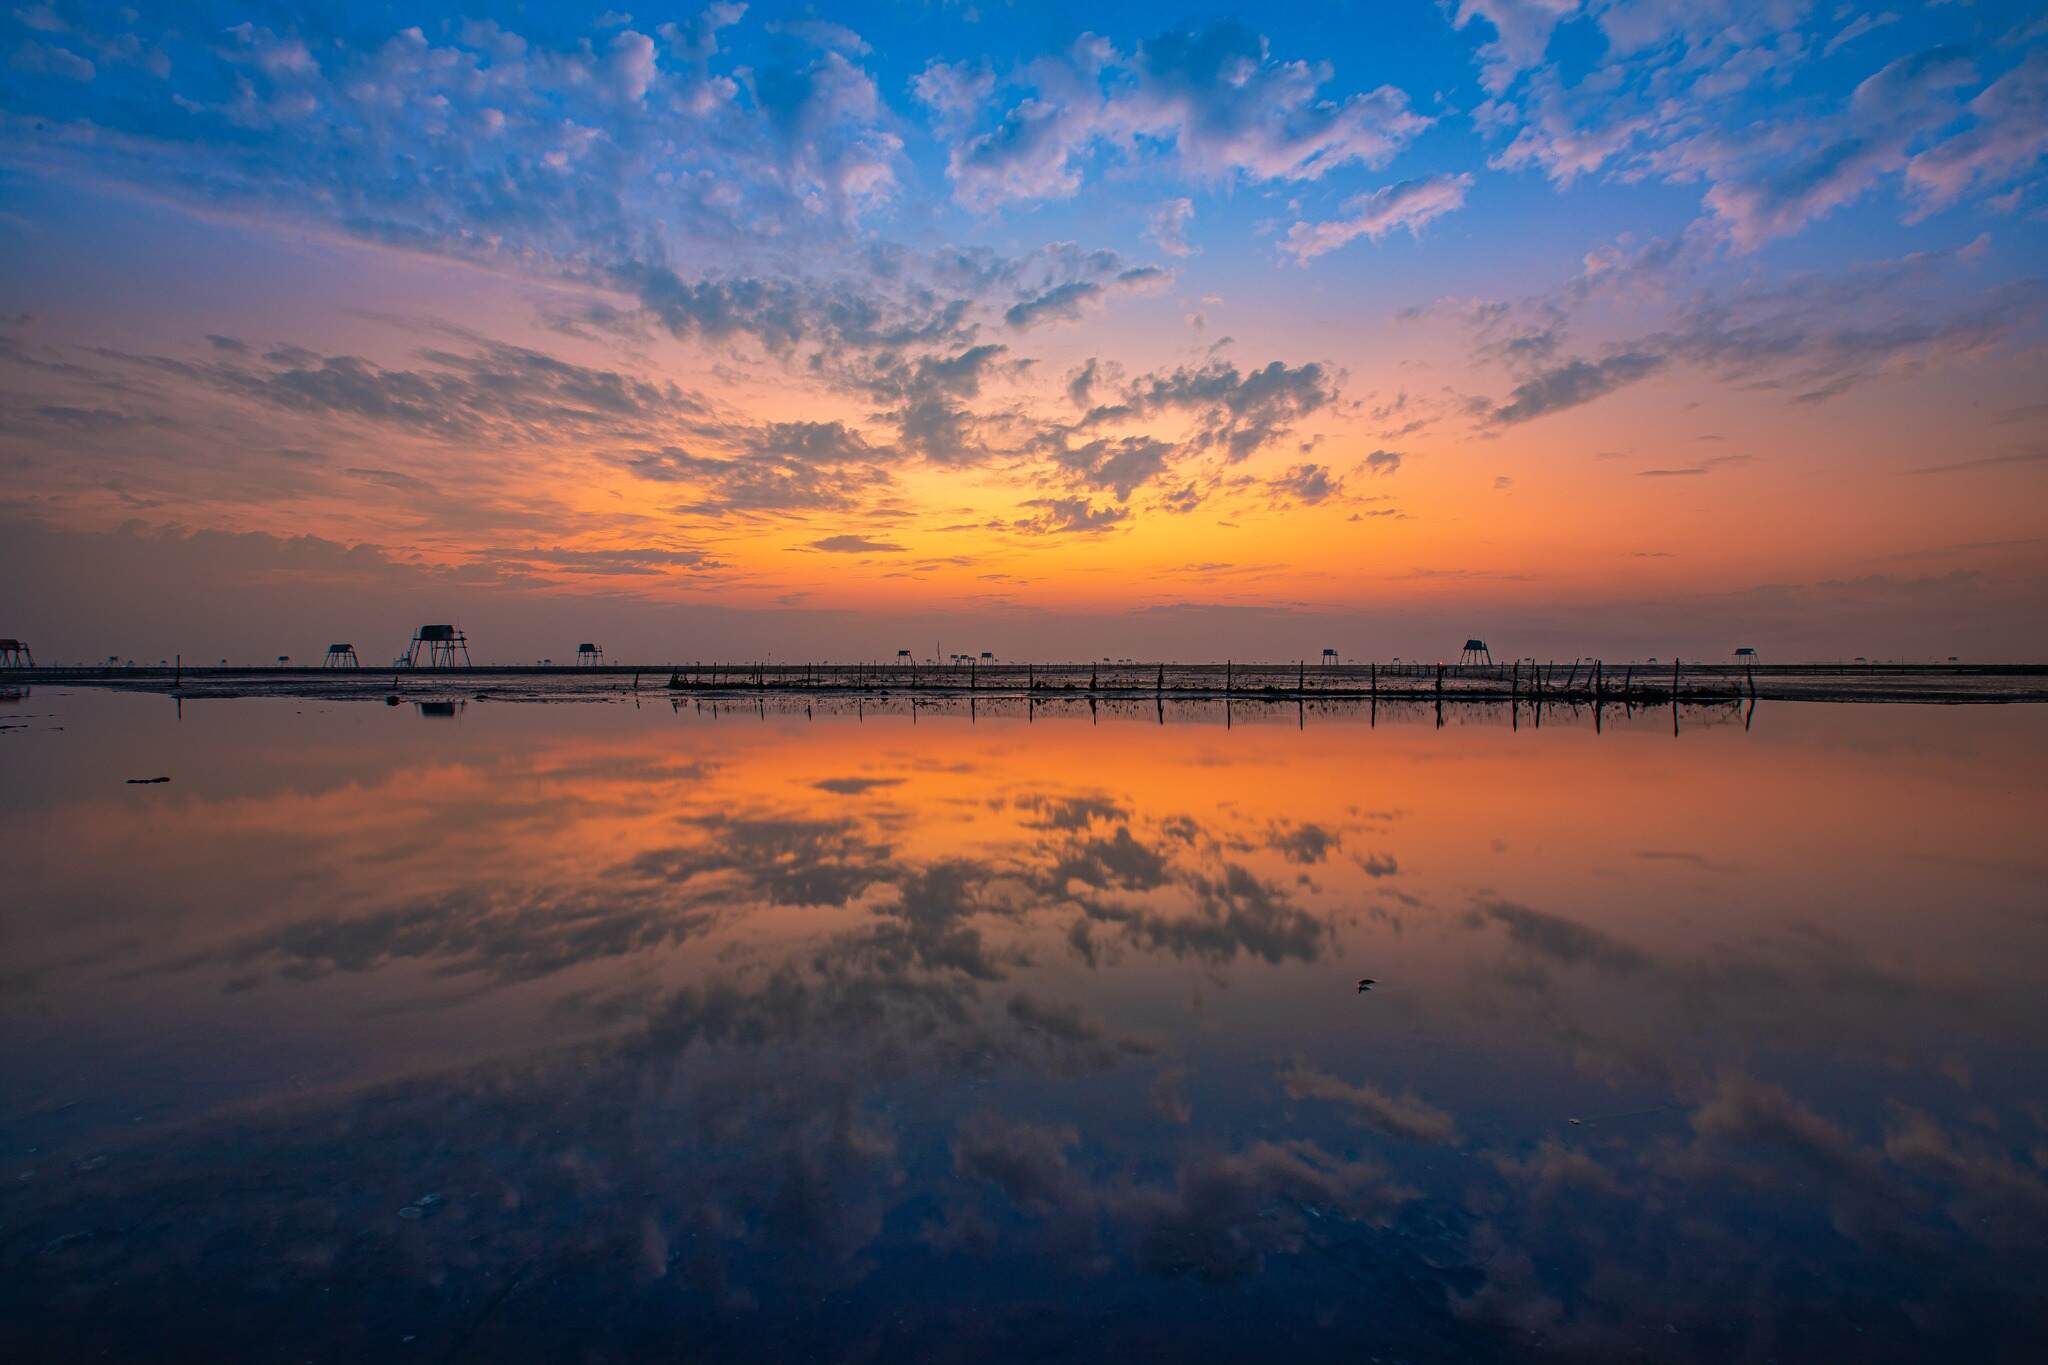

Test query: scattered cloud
[1282,173,1474,263]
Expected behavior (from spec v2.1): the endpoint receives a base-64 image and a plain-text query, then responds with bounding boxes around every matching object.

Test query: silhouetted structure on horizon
[0,638,31,667]
[1460,639,1493,665]
[324,643,359,668]
[406,624,472,669]
[577,643,605,666]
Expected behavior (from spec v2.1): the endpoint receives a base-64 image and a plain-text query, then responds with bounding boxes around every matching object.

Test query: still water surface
[4,689,2046,1361]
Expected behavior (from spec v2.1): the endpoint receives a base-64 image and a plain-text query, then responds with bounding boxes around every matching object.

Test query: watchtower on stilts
[323,643,359,668]
[1459,638,1493,666]
[0,638,32,667]
[406,624,472,669]
[576,643,605,666]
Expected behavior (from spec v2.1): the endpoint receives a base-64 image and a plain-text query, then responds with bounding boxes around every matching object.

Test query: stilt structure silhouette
[1459,638,1493,666]
[406,624,471,669]
[576,642,605,666]
[323,643,359,668]
[1322,647,1338,665]
[0,638,31,667]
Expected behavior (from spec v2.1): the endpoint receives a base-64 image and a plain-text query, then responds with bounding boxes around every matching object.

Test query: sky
[1,0,2045,665]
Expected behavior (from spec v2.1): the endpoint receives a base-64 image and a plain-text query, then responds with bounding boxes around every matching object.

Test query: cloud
[1013,497,1130,535]
[1281,173,1474,263]
[1453,0,1581,96]
[1147,197,1197,257]
[1702,46,1979,248]
[626,419,900,519]
[1466,897,1651,975]
[1638,454,1752,478]
[1467,11,2046,253]
[809,534,905,553]
[933,23,1429,210]
[952,1112,1084,1216]
[1090,358,1339,461]
[1047,436,1177,502]
[1279,1063,1461,1145]
[812,777,905,795]
[75,330,707,445]
[766,19,872,56]
[1267,822,1340,864]
[1264,463,1343,506]
[1487,352,1665,425]
[1823,12,1900,60]
[910,57,996,129]
[1110,1139,1415,1281]
[1904,49,2048,217]
[1363,449,1403,476]
[1909,450,2048,475]
[1004,266,1169,330]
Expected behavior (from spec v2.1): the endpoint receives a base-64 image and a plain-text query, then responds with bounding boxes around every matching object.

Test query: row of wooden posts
[638,655,1758,702]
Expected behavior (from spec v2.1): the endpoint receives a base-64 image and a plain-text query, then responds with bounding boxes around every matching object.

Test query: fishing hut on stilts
[406,624,472,669]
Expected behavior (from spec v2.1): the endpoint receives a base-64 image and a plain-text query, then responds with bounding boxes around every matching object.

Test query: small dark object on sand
[385,695,401,706]
[1357,978,1375,992]
[126,776,169,784]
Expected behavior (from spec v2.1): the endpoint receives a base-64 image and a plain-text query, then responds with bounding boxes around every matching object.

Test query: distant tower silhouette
[1321,647,1338,665]
[0,638,31,668]
[576,642,604,666]
[407,624,472,668]
[1459,638,1493,665]
[1733,646,1759,662]
[324,643,359,668]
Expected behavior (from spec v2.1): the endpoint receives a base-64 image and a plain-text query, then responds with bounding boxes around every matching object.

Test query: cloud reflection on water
[3,692,2047,1360]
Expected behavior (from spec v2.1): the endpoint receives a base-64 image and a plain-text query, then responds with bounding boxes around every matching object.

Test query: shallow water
[4,688,2046,1362]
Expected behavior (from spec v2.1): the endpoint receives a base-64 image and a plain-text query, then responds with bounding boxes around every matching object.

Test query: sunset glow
[2,2,2045,664]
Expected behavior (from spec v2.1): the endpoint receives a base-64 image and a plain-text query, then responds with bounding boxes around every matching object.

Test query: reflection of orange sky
[14,695,2046,998]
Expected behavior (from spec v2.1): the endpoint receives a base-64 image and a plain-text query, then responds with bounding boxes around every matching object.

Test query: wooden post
[1156,663,1164,694]
[1510,658,1519,700]
[1672,656,1681,698]
[1226,659,1232,695]
[970,657,977,691]
[1297,659,1304,693]
[1435,662,1444,696]
[1090,664,1097,693]
[1370,661,1377,698]
[1028,662,1034,692]
[174,653,181,687]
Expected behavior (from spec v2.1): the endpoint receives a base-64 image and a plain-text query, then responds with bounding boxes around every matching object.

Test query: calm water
[4,689,2047,1362]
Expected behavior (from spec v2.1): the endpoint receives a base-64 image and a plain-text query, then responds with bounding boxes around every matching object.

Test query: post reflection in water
[3,690,2046,1362]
